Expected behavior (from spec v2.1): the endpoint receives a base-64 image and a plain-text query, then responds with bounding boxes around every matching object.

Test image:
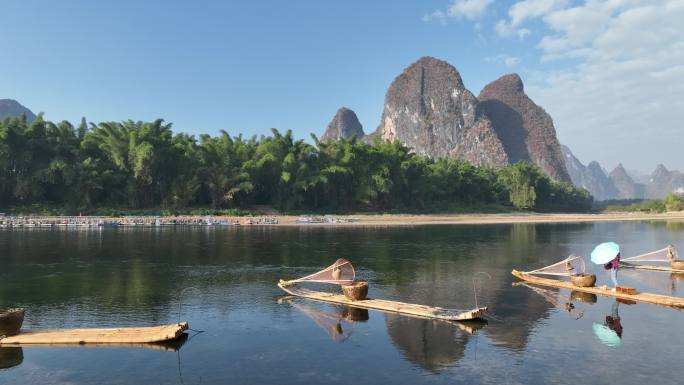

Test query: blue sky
[2,1,682,172]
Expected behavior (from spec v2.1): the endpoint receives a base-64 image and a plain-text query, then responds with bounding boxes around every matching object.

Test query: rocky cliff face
[585,161,618,201]
[561,145,615,200]
[321,107,365,141]
[0,99,36,122]
[478,74,571,183]
[609,164,639,199]
[647,165,684,198]
[373,57,509,168]
[561,145,585,187]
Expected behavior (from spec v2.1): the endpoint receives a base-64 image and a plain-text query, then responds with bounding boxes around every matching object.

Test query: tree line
[0,115,593,214]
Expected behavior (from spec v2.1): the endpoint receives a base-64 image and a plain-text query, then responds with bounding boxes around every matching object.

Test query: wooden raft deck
[620,262,684,274]
[277,283,487,321]
[511,270,684,308]
[0,322,188,346]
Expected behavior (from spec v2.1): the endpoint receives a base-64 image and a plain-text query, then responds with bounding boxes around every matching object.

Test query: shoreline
[275,212,684,226]
[2,212,684,227]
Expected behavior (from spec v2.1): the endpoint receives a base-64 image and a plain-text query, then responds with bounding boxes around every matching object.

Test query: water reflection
[286,299,487,372]
[593,301,623,348]
[669,273,684,292]
[385,314,486,372]
[0,347,23,370]
[341,306,369,322]
[570,290,598,304]
[286,301,357,342]
[514,282,588,320]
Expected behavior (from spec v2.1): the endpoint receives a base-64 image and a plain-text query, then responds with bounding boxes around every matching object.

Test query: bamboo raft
[0,322,188,346]
[278,283,487,321]
[620,262,684,274]
[512,270,684,308]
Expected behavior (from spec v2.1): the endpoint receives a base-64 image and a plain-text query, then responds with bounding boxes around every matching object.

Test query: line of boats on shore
[0,216,279,228]
[295,215,360,224]
[0,215,361,228]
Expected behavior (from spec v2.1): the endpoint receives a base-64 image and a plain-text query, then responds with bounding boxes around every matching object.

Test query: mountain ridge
[0,99,36,122]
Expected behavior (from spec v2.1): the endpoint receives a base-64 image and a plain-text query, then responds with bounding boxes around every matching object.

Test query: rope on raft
[524,255,586,277]
[280,259,355,286]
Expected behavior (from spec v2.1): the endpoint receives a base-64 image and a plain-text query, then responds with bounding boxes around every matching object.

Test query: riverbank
[2,212,684,228]
[276,212,684,226]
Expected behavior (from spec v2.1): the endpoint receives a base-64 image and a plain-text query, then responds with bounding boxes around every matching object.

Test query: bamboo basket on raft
[342,282,369,301]
[570,273,597,287]
[0,308,25,337]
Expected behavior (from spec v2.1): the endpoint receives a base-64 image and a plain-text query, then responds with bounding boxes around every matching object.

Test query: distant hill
[0,99,36,122]
[561,145,682,200]
[321,107,364,142]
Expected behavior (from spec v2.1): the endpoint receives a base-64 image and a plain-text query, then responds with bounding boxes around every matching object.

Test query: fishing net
[622,245,678,263]
[283,258,355,286]
[525,255,586,277]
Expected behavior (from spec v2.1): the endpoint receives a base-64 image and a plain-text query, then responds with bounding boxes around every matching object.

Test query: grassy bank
[604,193,684,213]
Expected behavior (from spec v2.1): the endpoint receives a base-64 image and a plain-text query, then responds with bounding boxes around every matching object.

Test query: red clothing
[604,254,620,270]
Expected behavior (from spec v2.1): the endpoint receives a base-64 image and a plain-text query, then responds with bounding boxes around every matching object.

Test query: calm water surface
[1,222,684,384]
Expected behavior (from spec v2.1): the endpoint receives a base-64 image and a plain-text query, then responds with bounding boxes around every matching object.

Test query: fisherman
[604,252,620,290]
[667,245,676,261]
[591,242,621,291]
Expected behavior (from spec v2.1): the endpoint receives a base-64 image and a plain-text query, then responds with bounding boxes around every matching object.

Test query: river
[1,221,683,384]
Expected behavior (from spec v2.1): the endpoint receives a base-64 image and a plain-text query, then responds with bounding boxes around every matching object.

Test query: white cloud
[423,0,684,169]
[424,0,494,22]
[495,0,568,36]
[522,0,684,170]
[509,0,569,26]
[486,54,521,67]
[517,28,532,39]
[494,20,513,36]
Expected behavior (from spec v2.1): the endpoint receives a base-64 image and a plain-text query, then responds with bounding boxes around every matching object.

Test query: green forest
[0,115,593,215]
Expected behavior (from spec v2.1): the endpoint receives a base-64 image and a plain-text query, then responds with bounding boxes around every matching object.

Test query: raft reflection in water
[0,347,23,370]
[285,299,487,372]
[385,314,487,372]
[288,301,368,343]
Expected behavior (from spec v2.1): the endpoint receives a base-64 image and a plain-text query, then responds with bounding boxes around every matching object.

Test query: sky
[1,0,682,172]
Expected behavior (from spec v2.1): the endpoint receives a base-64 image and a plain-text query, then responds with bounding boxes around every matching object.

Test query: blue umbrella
[593,323,622,347]
[591,242,620,265]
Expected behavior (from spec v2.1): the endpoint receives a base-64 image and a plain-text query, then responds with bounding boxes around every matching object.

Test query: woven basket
[671,260,684,270]
[0,308,25,337]
[342,281,368,301]
[570,273,596,287]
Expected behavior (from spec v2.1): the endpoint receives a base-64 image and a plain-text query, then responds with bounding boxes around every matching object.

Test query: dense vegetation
[605,193,684,213]
[0,115,592,214]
